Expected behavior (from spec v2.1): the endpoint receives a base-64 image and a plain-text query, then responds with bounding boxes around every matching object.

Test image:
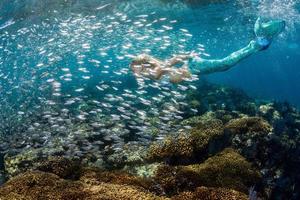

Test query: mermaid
[130,18,285,83]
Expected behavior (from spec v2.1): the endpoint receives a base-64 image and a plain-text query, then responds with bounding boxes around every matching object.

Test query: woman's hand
[189,51,202,63]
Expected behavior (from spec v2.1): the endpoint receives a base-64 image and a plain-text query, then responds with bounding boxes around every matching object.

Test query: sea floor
[1,81,300,200]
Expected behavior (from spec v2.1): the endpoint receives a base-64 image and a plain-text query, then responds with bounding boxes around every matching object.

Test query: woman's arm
[166,55,190,66]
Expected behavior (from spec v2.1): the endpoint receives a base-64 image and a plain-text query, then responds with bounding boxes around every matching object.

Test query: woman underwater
[130,18,286,83]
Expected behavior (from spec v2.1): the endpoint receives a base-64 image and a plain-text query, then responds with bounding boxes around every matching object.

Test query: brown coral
[79,167,154,191]
[0,171,166,200]
[36,157,159,194]
[189,118,224,150]
[0,170,250,200]
[147,134,194,162]
[171,186,248,200]
[184,148,261,192]
[0,171,89,200]
[147,118,225,164]
[154,148,261,195]
[0,153,257,200]
[36,156,81,179]
[225,117,272,135]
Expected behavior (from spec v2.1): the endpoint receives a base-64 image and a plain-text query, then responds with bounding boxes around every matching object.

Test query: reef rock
[172,186,248,200]
[0,168,251,200]
[105,143,148,169]
[154,148,261,195]
[225,117,273,135]
[0,170,165,200]
[226,117,273,164]
[148,116,227,164]
[4,149,44,178]
[35,157,81,179]
[3,144,69,178]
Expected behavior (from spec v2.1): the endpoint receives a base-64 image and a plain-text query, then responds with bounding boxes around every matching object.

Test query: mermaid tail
[254,17,285,50]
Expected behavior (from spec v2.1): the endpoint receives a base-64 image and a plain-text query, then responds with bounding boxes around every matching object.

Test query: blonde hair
[131,54,155,74]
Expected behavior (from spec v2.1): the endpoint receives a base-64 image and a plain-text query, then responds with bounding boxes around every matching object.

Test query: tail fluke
[254,17,286,40]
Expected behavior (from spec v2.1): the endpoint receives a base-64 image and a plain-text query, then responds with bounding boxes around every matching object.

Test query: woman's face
[131,61,144,74]
[131,59,156,74]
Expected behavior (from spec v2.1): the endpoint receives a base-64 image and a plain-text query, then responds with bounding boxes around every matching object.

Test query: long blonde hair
[130,54,155,74]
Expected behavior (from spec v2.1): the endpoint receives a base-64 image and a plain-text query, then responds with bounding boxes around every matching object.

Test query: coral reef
[172,186,248,200]
[183,148,261,192]
[147,133,194,163]
[226,103,300,199]
[189,118,225,154]
[147,115,272,166]
[125,163,162,178]
[225,117,273,135]
[1,82,300,199]
[78,167,155,191]
[0,159,249,200]
[153,148,261,195]
[105,143,148,169]
[35,157,81,179]
[185,81,257,116]
[147,117,226,164]
[3,144,75,178]
[4,149,46,178]
[0,171,164,200]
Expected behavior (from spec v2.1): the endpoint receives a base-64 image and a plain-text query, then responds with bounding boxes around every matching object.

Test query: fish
[0,19,15,30]
[0,6,206,165]
[96,3,112,10]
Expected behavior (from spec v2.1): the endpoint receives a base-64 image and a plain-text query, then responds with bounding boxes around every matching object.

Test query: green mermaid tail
[191,18,286,74]
[254,17,286,40]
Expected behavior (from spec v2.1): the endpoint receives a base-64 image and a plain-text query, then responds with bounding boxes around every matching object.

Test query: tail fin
[254,17,285,39]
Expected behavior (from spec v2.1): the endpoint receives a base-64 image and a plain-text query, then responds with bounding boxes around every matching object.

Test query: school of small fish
[0,2,209,157]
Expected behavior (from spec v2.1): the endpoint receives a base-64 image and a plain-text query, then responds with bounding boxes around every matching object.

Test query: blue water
[0,0,300,137]
[2,1,300,197]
